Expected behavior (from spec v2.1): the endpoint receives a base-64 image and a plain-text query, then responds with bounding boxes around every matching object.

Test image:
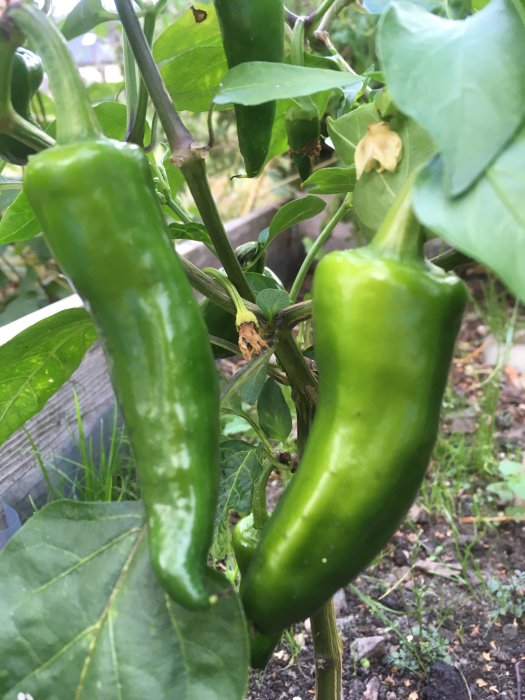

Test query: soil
[245,270,525,700]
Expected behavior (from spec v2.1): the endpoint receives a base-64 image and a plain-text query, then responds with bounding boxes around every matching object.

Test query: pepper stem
[203,268,257,329]
[370,170,424,262]
[5,2,101,144]
[311,600,343,700]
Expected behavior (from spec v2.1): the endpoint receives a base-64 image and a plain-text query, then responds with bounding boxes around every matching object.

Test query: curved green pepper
[24,139,220,609]
[233,514,281,668]
[0,47,44,165]
[241,187,467,634]
[214,0,284,177]
[285,97,321,182]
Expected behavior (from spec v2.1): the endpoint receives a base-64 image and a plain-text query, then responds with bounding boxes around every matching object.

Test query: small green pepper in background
[286,97,321,182]
[214,0,284,177]
[233,514,281,668]
[0,47,44,165]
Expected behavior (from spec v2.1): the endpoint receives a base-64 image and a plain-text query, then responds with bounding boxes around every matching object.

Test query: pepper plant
[0,0,523,698]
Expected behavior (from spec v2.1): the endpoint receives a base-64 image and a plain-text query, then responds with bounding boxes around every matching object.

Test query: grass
[28,391,137,508]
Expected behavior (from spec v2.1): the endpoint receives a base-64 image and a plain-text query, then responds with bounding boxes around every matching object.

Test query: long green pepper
[7,2,220,610]
[214,0,284,177]
[242,182,467,634]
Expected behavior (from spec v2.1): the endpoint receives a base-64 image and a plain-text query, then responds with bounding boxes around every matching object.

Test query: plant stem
[127,9,156,145]
[307,0,340,31]
[289,194,351,303]
[274,327,317,456]
[180,256,260,317]
[280,300,313,327]
[181,157,253,299]
[114,0,193,156]
[116,0,252,297]
[311,600,343,700]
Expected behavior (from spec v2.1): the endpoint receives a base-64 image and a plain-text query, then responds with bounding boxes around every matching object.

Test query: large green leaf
[327,104,380,165]
[378,0,525,196]
[214,63,363,106]
[257,378,292,443]
[0,500,249,699]
[0,308,96,445]
[153,2,222,62]
[161,46,228,113]
[413,124,525,303]
[216,440,263,535]
[0,189,39,244]
[353,115,436,234]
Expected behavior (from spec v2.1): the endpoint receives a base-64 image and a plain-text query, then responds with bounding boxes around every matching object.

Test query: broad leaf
[161,47,228,113]
[256,289,290,322]
[0,308,96,445]
[93,101,128,141]
[0,190,39,244]
[214,63,363,106]
[215,441,264,541]
[153,3,223,62]
[169,222,215,251]
[353,115,435,235]
[413,126,525,303]
[303,166,357,194]
[61,0,117,39]
[257,379,292,443]
[263,195,326,246]
[239,360,269,405]
[0,500,248,699]
[326,103,380,165]
[378,0,525,195]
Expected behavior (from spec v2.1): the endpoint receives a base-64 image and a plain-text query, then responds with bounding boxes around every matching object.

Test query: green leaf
[0,500,249,698]
[161,47,228,113]
[0,309,96,445]
[169,222,215,251]
[245,271,282,293]
[162,157,186,196]
[239,361,269,405]
[61,0,117,40]
[256,289,290,322]
[413,124,525,303]
[153,3,223,62]
[378,0,525,195]
[264,195,326,246]
[214,62,363,106]
[93,101,127,141]
[0,177,21,210]
[327,104,380,164]
[353,114,435,235]
[257,378,292,443]
[0,190,40,244]
[499,460,523,477]
[216,440,264,530]
[303,166,357,194]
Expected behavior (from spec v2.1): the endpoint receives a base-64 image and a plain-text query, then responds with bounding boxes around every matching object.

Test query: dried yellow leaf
[355,121,403,179]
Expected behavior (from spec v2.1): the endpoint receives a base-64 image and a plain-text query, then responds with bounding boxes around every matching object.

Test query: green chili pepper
[0,47,44,165]
[233,514,281,668]
[214,0,284,177]
[285,97,321,182]
[10,2,219,610]
[241,181,467,634]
